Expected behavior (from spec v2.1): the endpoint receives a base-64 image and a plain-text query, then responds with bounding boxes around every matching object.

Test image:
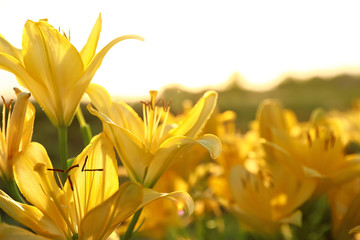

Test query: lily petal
[6,91,31,160]
[64,133,118,215]
[79,182,143,240]
[87,83,144,139]
[0,191,63,239]
[330,155,360,187]
[0,53,57,126]
[169,91,218,138]
[0,223,51,240]
[80,14,102,67]
[86,83,112,116]
[14,88,35,152]
[88,105,152,183]
[13,142,67,232]
[142,188,194,215]
[144,134,221,187]
[22,20,84,126]
[22,20,84,98]
[0,34,22,62]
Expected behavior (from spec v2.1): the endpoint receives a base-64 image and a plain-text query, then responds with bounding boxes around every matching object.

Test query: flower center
[141,90,172,151]
[33,156,104,239]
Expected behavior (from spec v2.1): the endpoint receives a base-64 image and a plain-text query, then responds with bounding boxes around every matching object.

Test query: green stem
[76,105,92,146]
[58,126,68,183]
[122,208,143,240]
[7,180,25,203]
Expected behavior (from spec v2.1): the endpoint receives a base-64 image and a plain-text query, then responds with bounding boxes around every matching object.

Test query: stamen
[307,132,312,147]
[324,137,330,151]
[141,90,172,149]
[34,163,77,235]
[67,164,79,173]
[81,155,103,172]
[62,30,68,39]
[81,156,88,172]
[83,168,103,172]
[315,127,319,138]
[47,168,65,173]
[68,176,74,191]
[149,90,158,110]
[165,99,172,112]
[5,99,13,139]
[159,106,170,140]
[2,96,6,135]
[142,102,148,144]
[155,98,161,108]
[140,100,148,106]
[1,96,5,108]
[72,178,82,226]
[329,133,336,148]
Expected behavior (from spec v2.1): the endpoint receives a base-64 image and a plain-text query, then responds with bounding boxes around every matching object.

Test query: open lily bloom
[87,84,222,187]
[0,133,194,240]
[228,162,316,235]
[0,14,143,127]
[256,99,360,192]
[0,133,142,239]
[0,88,34,181]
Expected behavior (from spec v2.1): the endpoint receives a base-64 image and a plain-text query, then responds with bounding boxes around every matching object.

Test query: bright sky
[1,0,360,99]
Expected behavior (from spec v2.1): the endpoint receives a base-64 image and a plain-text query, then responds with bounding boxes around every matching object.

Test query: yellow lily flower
[0,14,144,127]
[0,133,142,239]
[0,88,34,182]
[87,84,222,187]
[0,133,194,240]
[207,108,316,235]
[229,162,316,235]
[256,99,360,192]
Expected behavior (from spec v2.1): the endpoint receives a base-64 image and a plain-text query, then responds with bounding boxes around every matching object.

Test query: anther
[62,30,68,39]
[47,168,65,173]
[67,164,79,173]
[165,99,172,112]
[68,175,74,191]
[81,156,88,172]
[155,98,161,107]
[1,96,13,110]
[315,127,319,138]
[329,133,336,148]
[307,132,312,147]
[83,168,103,172]
[81,155,103,172]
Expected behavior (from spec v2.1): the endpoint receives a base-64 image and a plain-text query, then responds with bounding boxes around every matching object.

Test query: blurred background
[1,2,360,239]
[1,0,360,162]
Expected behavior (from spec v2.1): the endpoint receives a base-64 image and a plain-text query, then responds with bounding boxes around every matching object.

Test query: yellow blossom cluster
[0,13,359,240]
[0,15,221,240]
